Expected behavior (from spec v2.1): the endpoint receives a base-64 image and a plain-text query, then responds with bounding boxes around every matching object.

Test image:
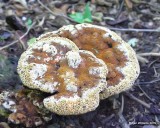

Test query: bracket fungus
[18,36,108,115]
[37,23,140,99]
[17,23,140,115]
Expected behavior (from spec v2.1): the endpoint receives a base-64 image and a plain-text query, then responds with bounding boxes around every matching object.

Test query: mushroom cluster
[17,23,140,115]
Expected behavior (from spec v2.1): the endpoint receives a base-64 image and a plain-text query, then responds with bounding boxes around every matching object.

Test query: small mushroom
[38,23,140,99]
[43,50,107,115]
[18,37,108,115]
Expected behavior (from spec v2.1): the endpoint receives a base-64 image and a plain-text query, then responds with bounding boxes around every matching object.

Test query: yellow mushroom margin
[43,50,108,115]
[99,31,140,99]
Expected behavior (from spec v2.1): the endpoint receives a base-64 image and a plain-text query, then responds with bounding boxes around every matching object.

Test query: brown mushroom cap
[38,23,140,99]
[18,37,108,115]
[43,50,108,115]
[17,37,79,93]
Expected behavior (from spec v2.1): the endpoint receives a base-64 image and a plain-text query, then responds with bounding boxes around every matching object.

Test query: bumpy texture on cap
[17,37,79,93]
[37,23,140,99]
[43,50,107,115]
[18,37,108,115]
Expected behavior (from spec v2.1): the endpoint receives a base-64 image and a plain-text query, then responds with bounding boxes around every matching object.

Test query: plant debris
[0,89,52,127]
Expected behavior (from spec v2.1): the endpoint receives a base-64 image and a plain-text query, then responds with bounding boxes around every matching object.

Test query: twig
[156,44,160,48]
[101,114,115,124]
[108,27,160,32]
[0,22,36,51]
[38,16,46,27]
[155,116,160,127]
[0,40,19,51]
[137,85,155,103]
[95,0,112,6]
[18,22,36,50]
[118,95,130,128]
[137,53,160,57]
[118,95,124,115]
[148,59,158,68]
[37,0,57,16]
[115,0,125,18]
[37,0,76,23]
[125,92,150,109]
[138,78,160,85]
[136,55,149,63]
[153,66,159,77]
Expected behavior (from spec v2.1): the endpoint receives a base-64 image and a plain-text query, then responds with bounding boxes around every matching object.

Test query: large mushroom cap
[38,23,140,99]
[17,37,79,93]
[18,37,108,115]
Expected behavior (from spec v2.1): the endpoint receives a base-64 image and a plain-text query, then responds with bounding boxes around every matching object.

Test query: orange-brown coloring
[28,42,103,99]
[56,27,127,86]
[54,53,102,98]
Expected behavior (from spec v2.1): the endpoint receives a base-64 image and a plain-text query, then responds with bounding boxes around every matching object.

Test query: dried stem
[18,22,36,50]
[125,92,150,109]
[137,53,160,57]
[118,95,130,128]
[108,27,160,33]
[137,85,155,103]
[138,78,160,85]
[37,0,76,23]
[136,55,149,63]
[0,40,19,51]
[0,22,36,51]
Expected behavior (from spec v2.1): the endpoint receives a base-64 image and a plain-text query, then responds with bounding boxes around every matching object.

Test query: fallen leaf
[92,12,103,22]
[125,0,133,9]
[83,2,92,23]
[0,30,12,40]
[69,2,92,23]
[106,11,128,25]
[25,18,32,27]
[13,0,28,8]
[0,122,10,128]
[69,12,84,23]
[128,38,139,47]
[27,37,36,46]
